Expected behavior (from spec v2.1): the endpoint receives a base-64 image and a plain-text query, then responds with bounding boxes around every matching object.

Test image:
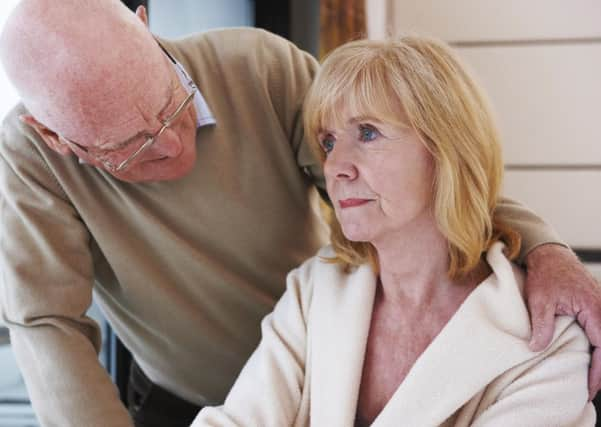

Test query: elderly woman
[192,37,595,426]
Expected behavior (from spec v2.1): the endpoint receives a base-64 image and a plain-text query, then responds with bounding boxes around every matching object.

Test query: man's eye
[140,133,155,146]
[96,137,145,160]
[320,135,335,154]
[358,125,380,142]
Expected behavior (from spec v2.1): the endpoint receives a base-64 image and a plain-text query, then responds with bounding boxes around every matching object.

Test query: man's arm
[496,196,565,262]
[0,116,132,427]
[255,29,325,194]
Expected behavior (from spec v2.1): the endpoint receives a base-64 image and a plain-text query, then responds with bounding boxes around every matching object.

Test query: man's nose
[151,130,184,158]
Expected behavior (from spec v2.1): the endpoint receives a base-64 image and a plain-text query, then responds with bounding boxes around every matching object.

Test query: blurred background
[0,1,599,426]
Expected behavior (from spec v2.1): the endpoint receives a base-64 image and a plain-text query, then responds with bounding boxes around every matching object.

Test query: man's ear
[136,6,149,27]
[19,115,72,156]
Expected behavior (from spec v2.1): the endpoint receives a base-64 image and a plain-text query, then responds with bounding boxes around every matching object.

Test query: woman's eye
[358,125,380,142]
[320,135,335,154]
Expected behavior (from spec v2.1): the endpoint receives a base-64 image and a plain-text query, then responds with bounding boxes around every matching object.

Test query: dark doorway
[255,0,290,40]
[121,0,148,13]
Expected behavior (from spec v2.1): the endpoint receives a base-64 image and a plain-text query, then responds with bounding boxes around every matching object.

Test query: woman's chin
[341,226,372,243]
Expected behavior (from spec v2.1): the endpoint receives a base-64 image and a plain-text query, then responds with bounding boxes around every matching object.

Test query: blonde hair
[304,36,520,279]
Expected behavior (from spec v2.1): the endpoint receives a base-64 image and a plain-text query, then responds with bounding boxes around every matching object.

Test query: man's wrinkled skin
[525,243,601,399]
[0,2,199,183]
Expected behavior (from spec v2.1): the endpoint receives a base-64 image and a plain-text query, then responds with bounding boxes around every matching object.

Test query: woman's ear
[19,115,72,155]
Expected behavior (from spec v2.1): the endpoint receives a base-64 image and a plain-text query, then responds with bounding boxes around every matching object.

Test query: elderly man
[0,1,599,426]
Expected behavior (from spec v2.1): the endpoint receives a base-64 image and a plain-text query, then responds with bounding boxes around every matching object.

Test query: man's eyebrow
[99,81,176,152]
[102,130,148,151]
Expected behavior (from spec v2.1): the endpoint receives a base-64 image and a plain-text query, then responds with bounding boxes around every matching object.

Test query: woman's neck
[372,214,486,307]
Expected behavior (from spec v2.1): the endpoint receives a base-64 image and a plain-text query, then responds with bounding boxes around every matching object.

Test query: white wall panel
[457,44,601,166]
[370,0,601,42]
[503,171,601,248]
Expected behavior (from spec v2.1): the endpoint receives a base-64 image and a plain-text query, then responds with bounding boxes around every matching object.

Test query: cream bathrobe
[193,242,595,426]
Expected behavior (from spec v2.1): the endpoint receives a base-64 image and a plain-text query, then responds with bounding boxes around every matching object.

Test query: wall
[149,0,254,39]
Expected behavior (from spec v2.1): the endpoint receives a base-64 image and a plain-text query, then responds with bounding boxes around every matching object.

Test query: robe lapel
[309,261,378,427]
[373,242,538,426]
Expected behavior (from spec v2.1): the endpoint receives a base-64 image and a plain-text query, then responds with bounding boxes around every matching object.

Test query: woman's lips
[339,198,373,209]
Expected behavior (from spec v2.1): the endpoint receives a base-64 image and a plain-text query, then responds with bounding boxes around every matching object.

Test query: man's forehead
[1,0,173,142]
[40,79,169,148]
[30,45,175,145]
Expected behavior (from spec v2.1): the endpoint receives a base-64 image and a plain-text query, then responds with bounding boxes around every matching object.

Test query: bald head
[0,0,170,142]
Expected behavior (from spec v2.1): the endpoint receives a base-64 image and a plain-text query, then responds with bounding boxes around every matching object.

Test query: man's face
[61,56,199,183]
[3,3,200,182]
[21,47,199,183]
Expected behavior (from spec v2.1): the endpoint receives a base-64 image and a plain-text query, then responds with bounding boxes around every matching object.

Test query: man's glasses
[60,90,195,173]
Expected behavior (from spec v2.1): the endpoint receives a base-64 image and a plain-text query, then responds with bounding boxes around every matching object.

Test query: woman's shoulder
[287,244,376,303]
[485,241,526,293]
[293,245,374,281]
[483,241,588,352]
[290,245,346,285]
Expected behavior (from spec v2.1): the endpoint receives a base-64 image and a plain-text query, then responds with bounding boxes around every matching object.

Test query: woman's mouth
[339,198,373,209]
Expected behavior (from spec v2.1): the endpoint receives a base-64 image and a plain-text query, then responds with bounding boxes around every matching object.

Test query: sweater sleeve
[257,30,326,195]
[0,117,133,427]
[191,262,313,427]
[470,320,595,427]
[496,196,565,262]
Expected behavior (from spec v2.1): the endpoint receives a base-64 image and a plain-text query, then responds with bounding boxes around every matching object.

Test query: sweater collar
[169,56,216,128]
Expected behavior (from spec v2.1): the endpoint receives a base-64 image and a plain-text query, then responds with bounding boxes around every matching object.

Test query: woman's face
[321,107,435,246]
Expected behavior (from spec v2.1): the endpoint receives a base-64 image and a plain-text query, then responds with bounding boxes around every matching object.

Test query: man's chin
[113,156,196,183]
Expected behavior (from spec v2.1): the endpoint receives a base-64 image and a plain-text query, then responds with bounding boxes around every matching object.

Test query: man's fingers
[578,306,601,400]
[578,304,601,346]
[588,347,601,400]
[528,303,555,352]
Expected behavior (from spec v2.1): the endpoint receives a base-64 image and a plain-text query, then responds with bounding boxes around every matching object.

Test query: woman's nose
[324,144,358,181]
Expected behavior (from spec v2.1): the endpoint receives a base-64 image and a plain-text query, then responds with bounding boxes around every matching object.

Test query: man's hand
[525,243,601,399]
